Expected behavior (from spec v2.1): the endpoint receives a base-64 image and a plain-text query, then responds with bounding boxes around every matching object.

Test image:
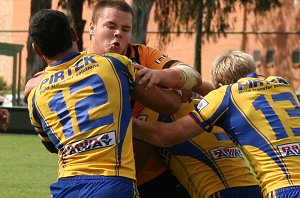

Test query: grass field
[0,133,57,198]
[0,134,257,197]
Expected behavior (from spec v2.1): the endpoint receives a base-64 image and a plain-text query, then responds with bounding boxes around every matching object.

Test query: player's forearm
[170,65,202,91]
[41,140,58,153]
[37,130,58,153]
[133,116,205,148]
[192,80,215,96]
[159,68,185,89]
[134,84,181,115]
[133,118,173,147]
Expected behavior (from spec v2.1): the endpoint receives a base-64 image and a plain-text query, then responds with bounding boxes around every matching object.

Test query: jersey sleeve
[127,43,181,69]
[27,88,50,142]
[104,53,136,81]
[190,86,230,132]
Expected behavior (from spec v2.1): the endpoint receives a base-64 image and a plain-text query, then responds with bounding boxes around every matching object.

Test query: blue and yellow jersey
[85,43,182,184]
[27,52,136,180]
[190,73,300,196]
[137,100,259,198]
[84,43,181,115]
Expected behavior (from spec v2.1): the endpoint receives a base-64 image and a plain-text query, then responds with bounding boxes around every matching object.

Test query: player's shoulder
[85,52,131,65]
[128,43,145,49]
[203,85,229,104]
[266,75,290,84]
[24,71,47,98]
[128,43,157,53]
[102,53,132,65]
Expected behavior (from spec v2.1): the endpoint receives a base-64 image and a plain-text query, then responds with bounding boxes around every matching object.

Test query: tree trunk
[241,3,248,51]
[66,0,86,51]
[131,0,154,44]
[194,0,204,74]
[26,0,51,82]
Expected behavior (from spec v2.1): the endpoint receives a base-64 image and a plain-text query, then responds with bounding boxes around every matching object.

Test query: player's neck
[46,44,79,66]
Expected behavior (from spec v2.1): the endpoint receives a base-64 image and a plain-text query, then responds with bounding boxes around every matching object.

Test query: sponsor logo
[196,99,208,111]
[155,54,168,64]
[210,146,243,159]
[278,142,300,157]
[136,115,148,122]
[62,131,116,157]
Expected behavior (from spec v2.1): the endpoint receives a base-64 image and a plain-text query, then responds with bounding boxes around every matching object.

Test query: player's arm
[27,89,58,154]
[171,63,215,96]
[33,122,58,153]
[39,132,58,154]
[133,80,181,115]
[133,115,204,147]
[192,80,215,96]
[24,71,46,101]
[138,45,213,96]
[135,64,201,91]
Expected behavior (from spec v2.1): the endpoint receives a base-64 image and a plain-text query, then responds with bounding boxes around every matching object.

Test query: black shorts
[137,169,190,198]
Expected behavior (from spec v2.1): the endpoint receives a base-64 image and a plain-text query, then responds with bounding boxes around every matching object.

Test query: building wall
[0,0,299,91]
[0,0,14,86]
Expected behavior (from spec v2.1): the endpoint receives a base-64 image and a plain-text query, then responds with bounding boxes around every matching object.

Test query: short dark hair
[92,0,134,24]
[29,9,73,58]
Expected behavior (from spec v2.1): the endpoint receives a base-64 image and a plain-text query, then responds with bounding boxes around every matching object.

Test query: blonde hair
[210,50,256,88]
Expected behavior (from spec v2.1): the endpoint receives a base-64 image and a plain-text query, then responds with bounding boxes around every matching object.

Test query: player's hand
[135,68,162,90]
[133,63,144,71]
[0,109,10,131]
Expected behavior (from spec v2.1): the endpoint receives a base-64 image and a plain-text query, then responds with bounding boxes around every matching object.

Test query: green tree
[153,0,282,73]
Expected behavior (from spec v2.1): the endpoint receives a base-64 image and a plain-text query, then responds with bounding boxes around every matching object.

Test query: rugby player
[136,99,263,198]
[133,50,300,198]
[27,9,197,198]
[25,1,213,197]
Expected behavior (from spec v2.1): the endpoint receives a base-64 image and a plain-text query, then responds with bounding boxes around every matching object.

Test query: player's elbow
[158,101,180,115]
[155,91,181,115]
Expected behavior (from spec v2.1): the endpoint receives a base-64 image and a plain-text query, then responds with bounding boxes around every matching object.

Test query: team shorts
[208,185,263,198]
[266,186,300,198]
[50,175,139,198]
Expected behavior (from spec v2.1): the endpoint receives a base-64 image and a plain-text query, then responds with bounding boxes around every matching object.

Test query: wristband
[172,65,200,90]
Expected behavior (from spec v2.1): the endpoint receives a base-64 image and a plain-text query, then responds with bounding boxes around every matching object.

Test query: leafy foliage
[0,76,7,91]
[153,0,281,70]
[154,0,281,45]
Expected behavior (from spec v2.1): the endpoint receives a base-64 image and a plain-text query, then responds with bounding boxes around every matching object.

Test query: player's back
[138,100,261,198]
[193,74,300,196]
[28,52,136,180]
[162,100,260,198]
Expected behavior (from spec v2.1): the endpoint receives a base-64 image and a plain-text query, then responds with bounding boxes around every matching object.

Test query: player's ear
[32,43,43,58]
[90,22,96,35]
[71,27,79,42]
